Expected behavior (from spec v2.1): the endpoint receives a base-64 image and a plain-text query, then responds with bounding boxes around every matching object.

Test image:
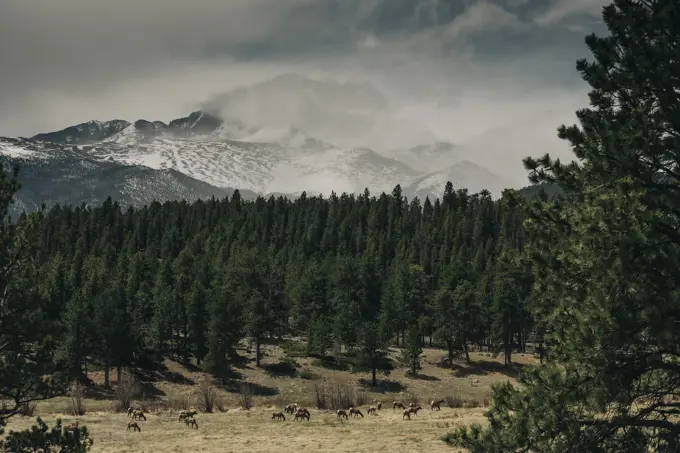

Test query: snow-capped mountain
[0,74,515,212]
[24,112,425,197]
[0,137,256,216]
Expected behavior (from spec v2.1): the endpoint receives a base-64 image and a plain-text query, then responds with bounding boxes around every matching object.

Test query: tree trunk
[463,342,470,363]
[447,340,455,366]
[117,365,122,384]
[255,338,261,367]
[371,365,377,387]
[429,335,432,347]
[104,362,110,388]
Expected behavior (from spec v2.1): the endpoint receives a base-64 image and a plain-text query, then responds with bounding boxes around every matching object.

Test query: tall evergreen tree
[446,1,680,451]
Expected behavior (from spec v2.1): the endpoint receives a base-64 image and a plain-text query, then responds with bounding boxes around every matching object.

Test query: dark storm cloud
[0,0,610,185]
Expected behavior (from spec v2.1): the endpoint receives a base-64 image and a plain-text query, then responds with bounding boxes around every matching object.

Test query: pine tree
[446,1,680,451]
[0,167,66,429]
[401,326,423,377]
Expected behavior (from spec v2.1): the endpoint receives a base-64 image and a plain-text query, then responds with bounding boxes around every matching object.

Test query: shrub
[299,369,319,380]
[239,383,253,410]
[195,376,221,413]
[281,341,308,358]
[263,359,297,377]
[313,379,370,410]
[114,371,141,413]
[66,382,86,416]
[19,401,38,417]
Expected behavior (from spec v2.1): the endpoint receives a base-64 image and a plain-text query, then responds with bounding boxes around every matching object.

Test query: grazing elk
[272,412,286,421]
[367,406,377,415]
[284,403,299,414]
[179,409,198,421]
[132,410,147,421]
[184,417,198,429]
[430,399,445,411]
[349,407,364,418]
[336,409,348,420]
[294,409,310,421]
[127,421,141,432]
[402,409,412,420]
[393,401,406,410]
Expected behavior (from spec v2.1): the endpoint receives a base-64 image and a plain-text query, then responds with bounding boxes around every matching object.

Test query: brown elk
[284,403,299,414]
[376,401,382,410]
[430,399,445,411]
[294,409,310,421]
[402,409,412,420]
[409,406,422,416]
[349,407,364,418]
[367,406,377,415]
[126,407,136,418]
[272,412,286,421]
[179,409,198,421]
[132,410,147,421]
[127,421,141,432]
[393,401,406,410]
[336,409,348,419]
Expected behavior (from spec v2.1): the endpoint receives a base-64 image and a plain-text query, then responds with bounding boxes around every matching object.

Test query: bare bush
[114,371,142,413]
[239,383,253,410]
[313,380,369,410]
[66,382,86,416]
[195,376,221,413]
[444,394,489,408]
[402,392,420,406]
[19,401,37,417]
[168,395,192,411]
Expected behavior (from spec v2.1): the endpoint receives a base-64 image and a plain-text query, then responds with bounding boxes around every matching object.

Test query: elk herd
[120,398,449,433]
[273,399,449,423]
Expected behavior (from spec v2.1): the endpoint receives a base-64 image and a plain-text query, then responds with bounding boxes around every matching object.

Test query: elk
[409,406,422,416]
[272,412,286,421]
[284,403,299,414]
[402,409,412,420]
[367,406,377,415]
[179,409,198,421]
[294,409,310,421]
[127,421,141,432]
[184,417,198,429]
[336,409,348,419]
[126,407,136,418]
[132,410,147,421]
[393,401,406,410]
[376,401,382,410]
[349,407,364,418]
[430,399,446,411]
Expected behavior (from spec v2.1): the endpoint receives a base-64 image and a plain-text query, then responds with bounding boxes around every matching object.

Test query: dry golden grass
[2,343,536,452]
[4,406,489,453]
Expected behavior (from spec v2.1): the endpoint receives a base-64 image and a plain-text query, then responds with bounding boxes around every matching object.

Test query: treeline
[24,181,546,386]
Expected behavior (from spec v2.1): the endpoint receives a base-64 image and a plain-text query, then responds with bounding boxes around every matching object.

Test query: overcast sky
[0,0,609,185]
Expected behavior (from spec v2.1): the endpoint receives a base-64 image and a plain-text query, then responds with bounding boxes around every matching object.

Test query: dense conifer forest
[20,181,537,386]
